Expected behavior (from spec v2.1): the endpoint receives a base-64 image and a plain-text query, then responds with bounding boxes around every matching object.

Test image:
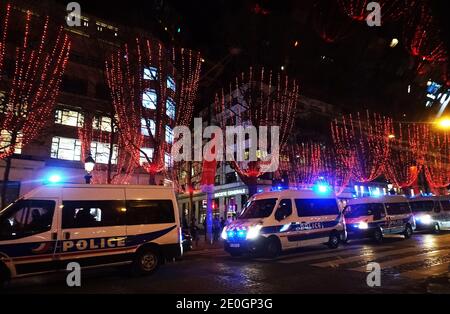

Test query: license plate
[230,243,240,248]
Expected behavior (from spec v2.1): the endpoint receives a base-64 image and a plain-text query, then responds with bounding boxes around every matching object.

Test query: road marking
[402,262,450,280]
[276,245,394,264]
[311,247,422,268]
[349,249,450,273]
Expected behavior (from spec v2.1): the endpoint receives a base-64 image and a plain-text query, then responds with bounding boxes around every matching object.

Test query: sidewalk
[190,237,223,251]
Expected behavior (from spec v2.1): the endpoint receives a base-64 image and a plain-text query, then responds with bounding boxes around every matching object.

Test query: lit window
[166,98,176,119]
[140,147,154,165]
[51,137,81,161]
[143,89,157,109]
[167,76,176,92]
[143,67,158,80]
[165,125,173,144]
[90,141,118,164]
[0,130,22,154]
[165,153,173,168]
[141,118,155,136]
[93,116,112,132]
[55,109,84,127]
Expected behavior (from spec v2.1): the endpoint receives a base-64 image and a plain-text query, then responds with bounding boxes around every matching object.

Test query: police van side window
[295,199,339,217]
[440,200,450,211]
[0,200,55,240]
[275,199,292,221]
[62,200,126,229]
[126,200,175,225]
[385,202,411,215]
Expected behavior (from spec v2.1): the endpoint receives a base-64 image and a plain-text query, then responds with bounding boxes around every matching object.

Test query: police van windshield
[239,198,277,219]
[344,203,384,218]
[409,201,434,213]
[0,199,55,240]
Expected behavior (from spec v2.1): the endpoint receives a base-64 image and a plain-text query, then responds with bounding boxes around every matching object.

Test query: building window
[165,125,173,144]
[90,141,118,164]
[51,137,81,161]
[167,76,176,92]
[55,109,84,127]
[143,67,158,80]
[140,147,153,165]
[225,172,237,184]
[143,89,157,109]
[93,116,113,132]
[141,118,155,137]
[166,98,176,120]
[165,152,173,168]
[0,130,22,154]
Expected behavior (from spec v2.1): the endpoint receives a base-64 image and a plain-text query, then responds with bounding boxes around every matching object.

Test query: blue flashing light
[47,174,62,184]
[313,182,331,194]
[237,230,245,238]
[371,189,381,197]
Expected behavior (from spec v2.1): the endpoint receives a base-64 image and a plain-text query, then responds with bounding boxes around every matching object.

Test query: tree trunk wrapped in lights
[77,112,141,184]
[403,1,447,63]
[384,123,429,189]
[0,3,70,207]
[105,38,202,184]
[215,67,299,196]
[331,111,392,183]
[424,131,450,193]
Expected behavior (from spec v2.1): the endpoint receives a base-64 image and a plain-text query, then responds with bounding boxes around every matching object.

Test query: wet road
[3,232,450,294]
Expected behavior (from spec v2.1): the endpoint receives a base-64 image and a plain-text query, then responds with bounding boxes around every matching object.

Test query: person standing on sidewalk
[190,217,199,247]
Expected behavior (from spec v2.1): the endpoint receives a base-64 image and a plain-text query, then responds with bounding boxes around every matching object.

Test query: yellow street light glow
[388,134,396,139]
[437,117,450,129]
[389,38,399,48]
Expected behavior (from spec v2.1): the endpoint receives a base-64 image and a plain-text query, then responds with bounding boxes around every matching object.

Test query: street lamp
[84,153,95,184]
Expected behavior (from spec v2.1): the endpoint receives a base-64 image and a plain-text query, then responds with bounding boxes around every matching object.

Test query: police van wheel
[133,248,160,275]
[403,224,413,239]
[327,232,340,249]
[373,228,383,244]
[265,237,281,258]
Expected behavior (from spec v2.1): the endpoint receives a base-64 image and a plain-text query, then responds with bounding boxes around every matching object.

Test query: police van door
[273,199,297,249]
[0,198,59,275]
[384,202,410,234]
[57,188,128,267]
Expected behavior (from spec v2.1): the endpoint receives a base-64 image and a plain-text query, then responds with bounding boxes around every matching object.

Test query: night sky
[53,0,450,118]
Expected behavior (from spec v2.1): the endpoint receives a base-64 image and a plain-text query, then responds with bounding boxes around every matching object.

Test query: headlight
[357,222,369,230]
[418,214,433,224]
[246,225,262,240]
[221,228,228,240]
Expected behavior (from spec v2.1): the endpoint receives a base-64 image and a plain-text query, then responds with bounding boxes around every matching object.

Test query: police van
[0,184,182,286]
[343,195,415,243]
[221,188,346,258]
[409,196,450,233]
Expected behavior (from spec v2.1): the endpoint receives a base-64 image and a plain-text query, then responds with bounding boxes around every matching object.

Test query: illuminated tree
[280,142,353,196]
[403,1,447,63]
[331,111,392,183]
[0,4,70,207]
[424,130,450,194]
[215,67,300,196]
[77,111,141,184]
[105,38,202,184]
[384,123,429,190]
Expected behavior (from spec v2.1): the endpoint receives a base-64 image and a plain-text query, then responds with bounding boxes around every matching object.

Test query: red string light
[0,3,70,159]
[313,0,353,43]
[215,67,299,193]
[105,37,202,183]
[424,130,450,193]
[331,111,392,183]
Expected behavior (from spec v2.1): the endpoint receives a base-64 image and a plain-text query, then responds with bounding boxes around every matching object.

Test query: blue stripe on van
[0,225,177,258]
[260,214,342,235]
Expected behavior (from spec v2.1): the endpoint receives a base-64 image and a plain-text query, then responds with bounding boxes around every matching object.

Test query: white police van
[221,188,346,258]
[0,184,182,286]
[409,196,450,233]
[344,195,415,243]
